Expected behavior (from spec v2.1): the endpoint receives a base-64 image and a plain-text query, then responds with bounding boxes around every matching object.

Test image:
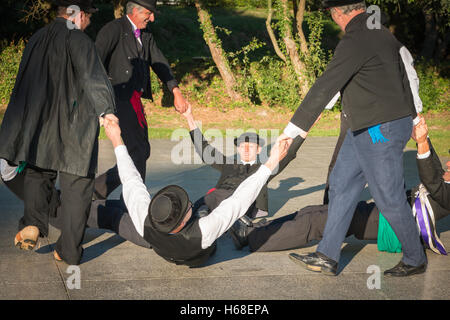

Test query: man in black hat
[93,0,191,200]
[80,118,290,267]
[276,0,427,276]
[181,104,307,221]
[0,0,117,264]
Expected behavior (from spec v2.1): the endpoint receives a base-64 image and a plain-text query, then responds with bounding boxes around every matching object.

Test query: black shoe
[384,261,427,277]
[239,215,253,227]
[229,219,249,250]
[252,218,268,228]
[289,252,338,276]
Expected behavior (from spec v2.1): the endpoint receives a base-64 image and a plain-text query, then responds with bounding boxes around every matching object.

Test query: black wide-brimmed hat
[322,0,365,8]
[128,0,159,13]
[53,0,98,13]
[148,185,190,233]
[234,132,265,147]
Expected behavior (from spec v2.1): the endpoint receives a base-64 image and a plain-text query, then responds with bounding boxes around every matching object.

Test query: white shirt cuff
[284,122,307,139]
[417,150,431,159]
[0,159,17,182]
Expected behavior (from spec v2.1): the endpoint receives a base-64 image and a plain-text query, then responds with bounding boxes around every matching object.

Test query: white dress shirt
[0,159,17,182]
[126,15,142,46]
[240,160,256,165]
[115,144,272,249]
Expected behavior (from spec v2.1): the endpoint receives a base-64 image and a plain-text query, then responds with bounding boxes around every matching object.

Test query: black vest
[143,215,216,267]
[214,163,269,211]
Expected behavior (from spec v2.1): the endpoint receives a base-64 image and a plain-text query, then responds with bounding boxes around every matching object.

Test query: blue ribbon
[368,124,389,144]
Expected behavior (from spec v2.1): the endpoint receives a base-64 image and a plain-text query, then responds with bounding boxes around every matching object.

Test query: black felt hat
[127,0,159,13]
[234,132,265,147]
[53,0,98,13]
[322,0,365,8]
[148,185,190,233]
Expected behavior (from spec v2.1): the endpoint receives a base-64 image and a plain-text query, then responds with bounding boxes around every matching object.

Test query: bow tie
[133,29,141,39]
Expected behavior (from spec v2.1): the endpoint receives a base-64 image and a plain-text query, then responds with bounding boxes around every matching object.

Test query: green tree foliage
[366,0,449,60]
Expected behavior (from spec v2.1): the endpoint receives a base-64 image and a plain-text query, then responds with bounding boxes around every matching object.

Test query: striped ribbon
[412,184,447,255]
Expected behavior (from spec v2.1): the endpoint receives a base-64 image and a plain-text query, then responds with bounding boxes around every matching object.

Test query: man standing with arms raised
[94,0,190,199]
[278,0,427,277]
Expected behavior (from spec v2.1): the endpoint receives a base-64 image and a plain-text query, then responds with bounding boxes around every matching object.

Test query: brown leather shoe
[14,226,39,250]
[53,251,62,261]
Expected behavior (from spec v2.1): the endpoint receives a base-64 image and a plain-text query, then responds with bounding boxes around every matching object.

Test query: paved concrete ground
[0,137,449,300]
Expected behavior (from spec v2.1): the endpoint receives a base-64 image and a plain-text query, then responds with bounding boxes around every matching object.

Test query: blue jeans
[317,116,426,267]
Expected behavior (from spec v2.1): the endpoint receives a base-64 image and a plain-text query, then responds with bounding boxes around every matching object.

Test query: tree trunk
[266,0,287,62]
[435,28,449,61]
[194,1,242,101]
[280,0,309,96]
[421,10,438,59]
[113,0,126,19]
[295,0,309,55]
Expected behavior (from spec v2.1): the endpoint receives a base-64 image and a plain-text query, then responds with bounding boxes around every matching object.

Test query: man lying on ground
[1,119,290,267]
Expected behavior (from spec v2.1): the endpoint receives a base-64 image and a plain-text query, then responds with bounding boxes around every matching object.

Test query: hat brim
[128,0,160,14]
[52,0,98,13]
[234,137,265,147]
[149,185,189,233]
[322,0,364,8]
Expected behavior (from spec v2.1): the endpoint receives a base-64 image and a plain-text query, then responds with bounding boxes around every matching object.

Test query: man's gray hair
[126,1,145,14]
[333,1,366,14]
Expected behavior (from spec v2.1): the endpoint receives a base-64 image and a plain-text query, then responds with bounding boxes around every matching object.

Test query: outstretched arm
[411,116,449,210]
[182,105,226,168]
[148,33,189,114]
[104,120,151,236]
[198,139,290,249]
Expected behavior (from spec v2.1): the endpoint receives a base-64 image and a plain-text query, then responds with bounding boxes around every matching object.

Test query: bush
[0,40,25,105]
[252,56,301,110]
[415,62,450,112]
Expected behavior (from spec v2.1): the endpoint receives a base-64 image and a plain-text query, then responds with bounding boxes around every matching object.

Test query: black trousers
[248,201,380,252]
[5,171,149,251]
[94,99,150,199]
[84,200,152,249]
[17,165,94,265]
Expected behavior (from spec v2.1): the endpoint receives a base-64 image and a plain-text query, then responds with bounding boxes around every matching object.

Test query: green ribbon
[15,162,27,174]
[377,212,402,253]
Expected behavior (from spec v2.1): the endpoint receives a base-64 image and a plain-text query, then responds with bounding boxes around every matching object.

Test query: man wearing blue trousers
[277,0,427,277]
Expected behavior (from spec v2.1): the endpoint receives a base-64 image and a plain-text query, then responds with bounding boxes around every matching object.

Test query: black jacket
[190,128,305,211]
[0,18,116,177]
[290,13,417,132]
[95,16,178,102]
[412,140,450,217]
